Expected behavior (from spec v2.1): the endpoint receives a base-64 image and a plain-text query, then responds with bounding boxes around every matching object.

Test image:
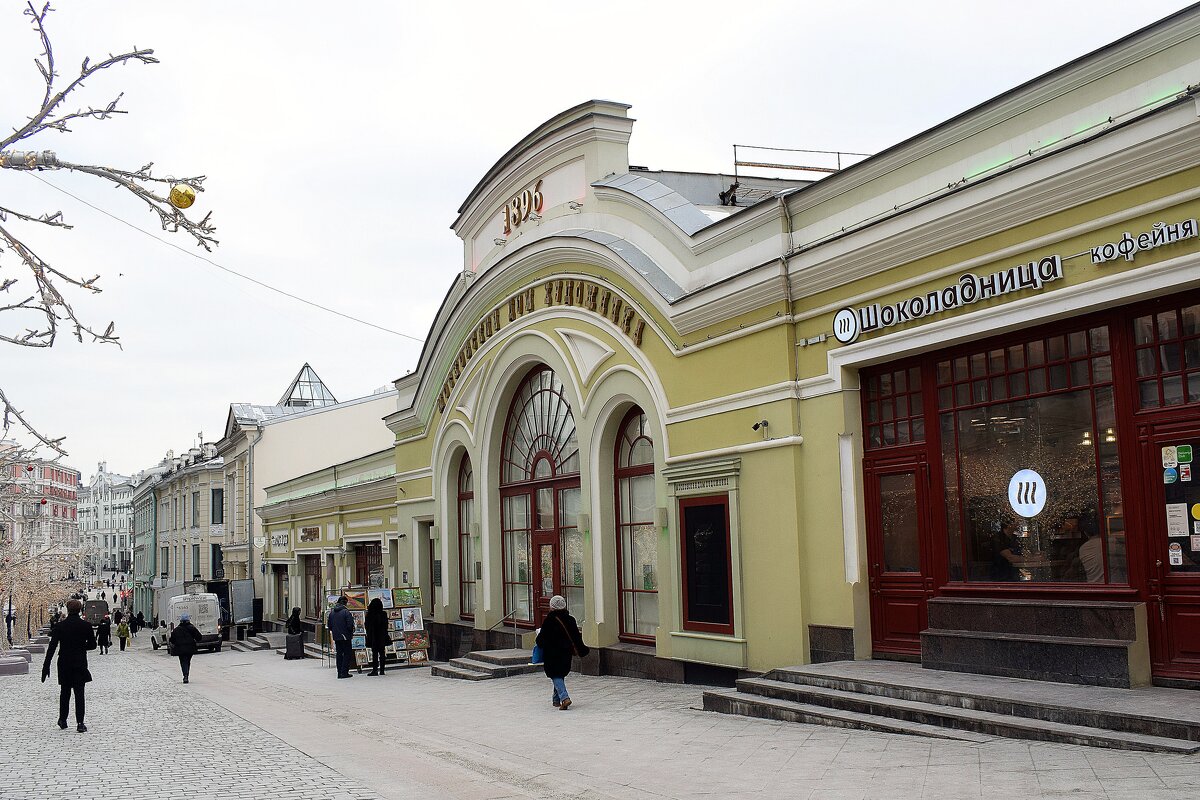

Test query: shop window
[679,494,733,634]
[457,458,476,620]
[1132,302,1200,409]
[863,365,925,449]
[938,323,1126,584]
[615,408,658,642]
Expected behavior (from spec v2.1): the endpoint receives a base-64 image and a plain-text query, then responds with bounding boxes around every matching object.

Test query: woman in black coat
[364,598,389,676]
[95,615,112,655]
[284,607,306,660]
[41,598,97,732]
[534,595,589,710]
[169,614,203,683]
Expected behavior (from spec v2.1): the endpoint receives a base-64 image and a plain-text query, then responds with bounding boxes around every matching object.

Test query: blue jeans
[551,676,569,704]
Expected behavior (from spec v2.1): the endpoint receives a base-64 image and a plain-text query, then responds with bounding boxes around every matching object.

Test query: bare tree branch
[0,3,216,456]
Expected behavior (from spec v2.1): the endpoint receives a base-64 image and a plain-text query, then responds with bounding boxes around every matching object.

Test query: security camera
[752,420,768,431]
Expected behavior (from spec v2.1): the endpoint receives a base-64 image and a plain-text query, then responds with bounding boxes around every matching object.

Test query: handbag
[530,642,544,664]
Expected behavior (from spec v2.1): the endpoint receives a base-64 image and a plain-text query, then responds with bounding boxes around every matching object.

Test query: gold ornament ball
[169,184,196,209]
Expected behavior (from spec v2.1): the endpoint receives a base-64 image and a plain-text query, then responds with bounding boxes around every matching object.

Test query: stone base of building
[920,597,1151,688]
[427,620,741,686]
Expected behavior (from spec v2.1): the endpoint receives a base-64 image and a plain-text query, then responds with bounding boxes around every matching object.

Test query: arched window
[499,367,582,625]
[615,408,657,642]
[457,457,475,620]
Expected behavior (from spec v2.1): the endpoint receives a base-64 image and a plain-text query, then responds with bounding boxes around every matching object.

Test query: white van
[150,592,223,654]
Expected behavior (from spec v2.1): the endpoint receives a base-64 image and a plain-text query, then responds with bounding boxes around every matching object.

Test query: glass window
[680,495,733,634]
[211,488,224,525]
[879,473,920,573]
[616,409,657,642]
[863,364,924,450]
[558,487,584,623]
[1133,303,1200,410]
[943,390,1121,583]
[457,458,476,620]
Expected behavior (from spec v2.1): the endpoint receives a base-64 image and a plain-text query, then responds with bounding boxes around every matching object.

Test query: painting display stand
[341,585,430,669]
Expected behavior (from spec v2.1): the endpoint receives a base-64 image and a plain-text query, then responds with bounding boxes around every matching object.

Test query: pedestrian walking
[134,612,145,639]
[95,615,112,655]
[327,596,355,679]
[364,598,389,676]
[534,595,590,711]
[41,598,96,732]
[284,607,305,660]
[116,620,130,652]
[169,613,202,684]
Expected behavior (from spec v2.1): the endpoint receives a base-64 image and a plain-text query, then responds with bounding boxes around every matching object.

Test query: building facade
[154,445,226,594]
[257,449,396,625]
[1,444,80,574]
[363,8,1200,688]
[216,380,397,595]
[78,462,134,575]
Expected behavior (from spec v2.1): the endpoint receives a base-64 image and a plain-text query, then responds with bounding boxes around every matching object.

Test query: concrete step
[465,648,534,667]
[431,663,493,681]
[703,689,994,743]
[449,656,542,678]
[243,635,271,650]
[229,641,259,653]
[921,628,1141,688]
[770,665,1200,742]
[726,677,1200,753]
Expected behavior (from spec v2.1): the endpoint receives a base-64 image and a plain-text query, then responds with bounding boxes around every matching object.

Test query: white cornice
[666,381,801,424]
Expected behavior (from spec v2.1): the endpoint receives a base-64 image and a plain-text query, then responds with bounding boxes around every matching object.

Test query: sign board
[230,578,255,625]
[1008,469,1047,518]
[299,526,320,543]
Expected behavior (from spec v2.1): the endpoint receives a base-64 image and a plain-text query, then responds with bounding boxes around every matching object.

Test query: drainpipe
[777,189,799,384]
[246,425,264,633]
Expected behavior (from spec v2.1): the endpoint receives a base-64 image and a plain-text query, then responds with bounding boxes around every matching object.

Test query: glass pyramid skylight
[278,363,338,408]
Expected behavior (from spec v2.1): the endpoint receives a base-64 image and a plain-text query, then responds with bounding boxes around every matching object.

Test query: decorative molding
[346,518,383,530]
[453,365,483,424]
[556,328,615,386]
[666,381,800,424]
[664,435,804,466]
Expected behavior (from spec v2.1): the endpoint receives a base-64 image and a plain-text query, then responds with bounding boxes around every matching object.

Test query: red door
[1141,420,1200,681]
[531,485,562,626]
[865,452,935,656]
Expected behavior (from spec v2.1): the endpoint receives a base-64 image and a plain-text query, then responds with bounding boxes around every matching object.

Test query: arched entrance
[499,367,581,627]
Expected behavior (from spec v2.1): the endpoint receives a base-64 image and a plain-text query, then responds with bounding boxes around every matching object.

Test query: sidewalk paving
[3,635,1199,799]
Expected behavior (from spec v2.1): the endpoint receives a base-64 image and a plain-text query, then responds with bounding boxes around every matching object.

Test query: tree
[1,3,216,637]
[0,1,218,455]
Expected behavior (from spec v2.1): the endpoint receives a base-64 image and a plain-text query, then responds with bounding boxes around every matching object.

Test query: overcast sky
[0,0,1191,483]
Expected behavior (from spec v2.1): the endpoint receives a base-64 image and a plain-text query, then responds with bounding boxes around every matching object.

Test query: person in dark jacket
[327,596,355,679]
[41,598,97,732]
[534,595,590,710]
[364,598,389,676]
[134,612,145,639]
[169,613,203,683]
[95,615,112,655]
[284,607,306,660]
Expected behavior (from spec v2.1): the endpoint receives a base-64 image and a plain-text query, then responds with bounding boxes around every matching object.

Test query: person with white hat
[534,595,590,710]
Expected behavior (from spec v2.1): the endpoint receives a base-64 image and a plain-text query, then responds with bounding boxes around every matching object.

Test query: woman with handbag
[534,595,589,710]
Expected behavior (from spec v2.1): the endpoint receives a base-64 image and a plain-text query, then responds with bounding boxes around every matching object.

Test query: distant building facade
[1,443,80,572]
[78,462,134,575]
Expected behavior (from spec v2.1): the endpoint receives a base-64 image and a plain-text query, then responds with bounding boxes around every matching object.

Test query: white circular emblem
[833,308,861,344]
[1008,469,1047,518]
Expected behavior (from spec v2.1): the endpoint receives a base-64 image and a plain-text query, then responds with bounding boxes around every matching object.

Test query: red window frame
[1130,301,1200,410]
[615,407,657,644]
[457,457,475,621]
[678,493,734,635]
[354,542,382,587]
[863,364,927,450]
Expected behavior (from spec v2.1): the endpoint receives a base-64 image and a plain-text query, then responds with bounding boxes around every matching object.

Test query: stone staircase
[703,660,1200,753]
[431,648,542,681]
[230,632,285,653]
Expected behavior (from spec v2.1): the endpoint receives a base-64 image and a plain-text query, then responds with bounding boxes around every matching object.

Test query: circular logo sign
[1008,469,1047,518]
[833,308,861,344]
